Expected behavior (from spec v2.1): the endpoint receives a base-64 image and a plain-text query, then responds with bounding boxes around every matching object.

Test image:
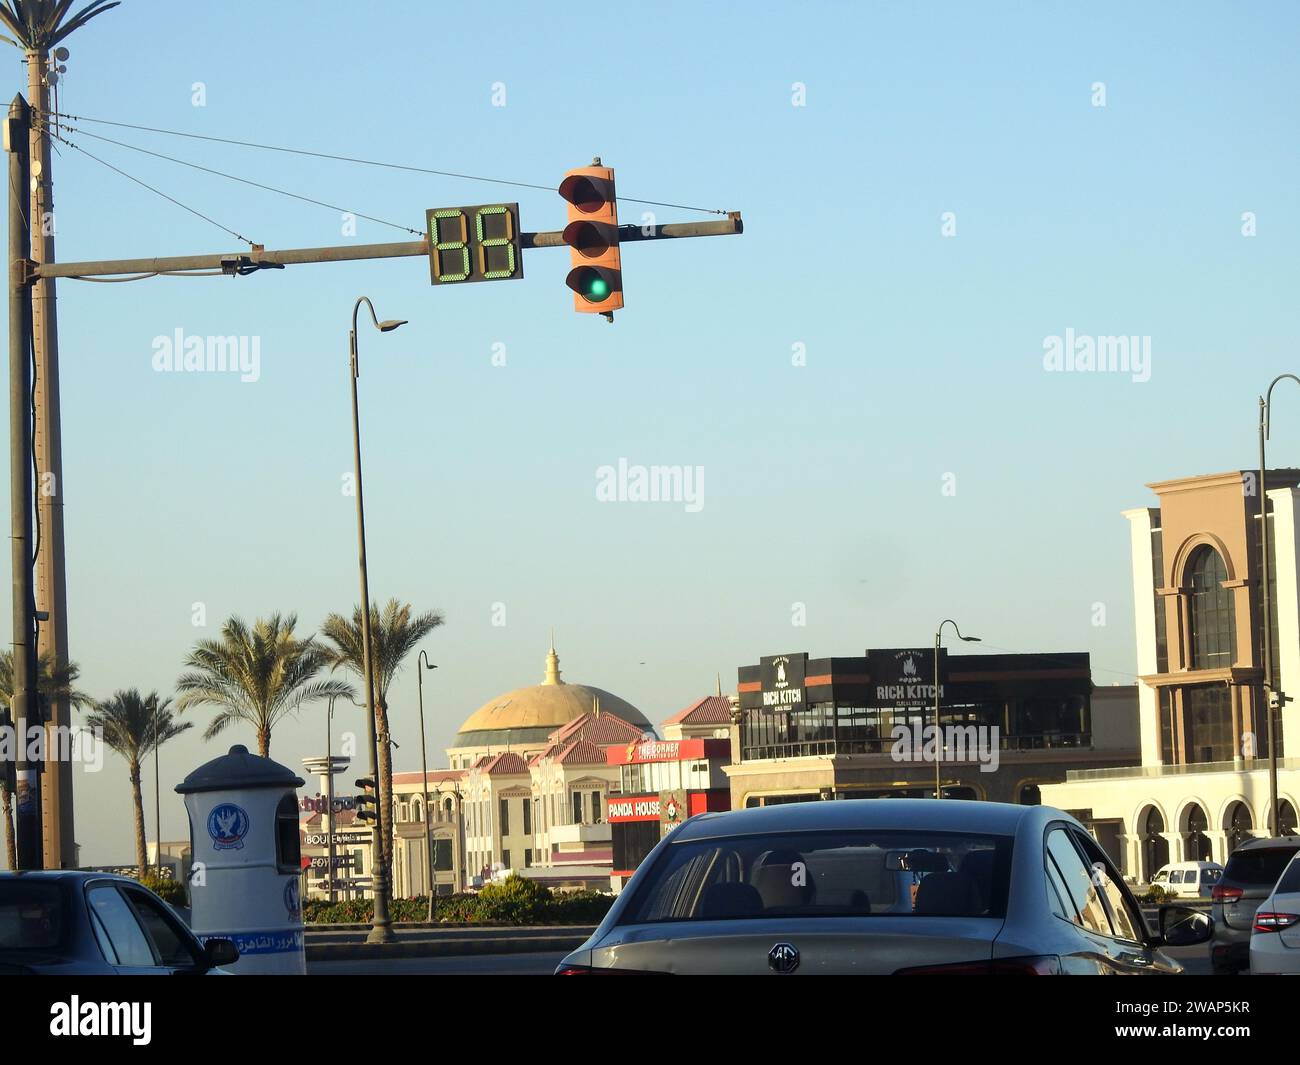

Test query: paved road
[309,951,567,975]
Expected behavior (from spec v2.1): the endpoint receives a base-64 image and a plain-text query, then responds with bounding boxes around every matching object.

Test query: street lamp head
[961,635,981,643]
[377,319,407,332]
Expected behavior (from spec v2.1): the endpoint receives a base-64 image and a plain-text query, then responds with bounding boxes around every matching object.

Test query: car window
[621,829,1012,923]
[1169,870,1183,884]
[122,889,202,968]
[1223,847,1300,888]
[1275,854,1300,896]
[86,885,156,967]
[1202,868,1222,884]
[1045,828,1110,935]
[1045,854,1072,920]
[0,880,64,950]
[1071,829,1144,943]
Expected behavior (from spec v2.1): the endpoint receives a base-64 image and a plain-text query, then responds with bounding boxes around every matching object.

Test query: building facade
[1043,471,1300,879]
[727,648,1141,828]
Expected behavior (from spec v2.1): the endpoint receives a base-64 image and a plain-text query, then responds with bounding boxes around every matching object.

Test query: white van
[1152,861,1224,899]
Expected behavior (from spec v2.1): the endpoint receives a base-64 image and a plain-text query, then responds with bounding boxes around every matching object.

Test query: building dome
[452,642,652,752]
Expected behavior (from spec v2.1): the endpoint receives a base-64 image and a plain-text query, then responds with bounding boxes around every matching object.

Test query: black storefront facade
[727,648,1140,810]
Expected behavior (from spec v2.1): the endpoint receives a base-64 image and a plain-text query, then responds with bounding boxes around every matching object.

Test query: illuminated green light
[588,277,609,298]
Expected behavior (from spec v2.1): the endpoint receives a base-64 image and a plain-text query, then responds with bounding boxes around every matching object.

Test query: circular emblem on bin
[284,878,301,921]
[207,802,250,851]
[768,942,799,974]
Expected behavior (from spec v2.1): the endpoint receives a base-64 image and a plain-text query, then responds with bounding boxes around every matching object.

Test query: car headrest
[698,881,763,919]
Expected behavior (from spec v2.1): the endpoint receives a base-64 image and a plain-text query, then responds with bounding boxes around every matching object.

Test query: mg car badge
[207,802,250,851]
[768,942,799,974]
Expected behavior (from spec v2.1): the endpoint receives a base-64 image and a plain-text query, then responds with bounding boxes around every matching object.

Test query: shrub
[1138,885,1166,905]
[474,874,553,925]
[301,879,616,925]
[136,873,187,906]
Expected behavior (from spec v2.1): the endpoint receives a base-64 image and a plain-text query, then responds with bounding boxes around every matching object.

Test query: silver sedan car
[557,799,1211,974]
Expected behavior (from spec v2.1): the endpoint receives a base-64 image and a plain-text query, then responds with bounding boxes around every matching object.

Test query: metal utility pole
[1257,377,1299,836]
[26,48,74,870]
[349,296,405,945]
[5,93,41,869]
[416,651,436,919]
[933,620,980,800]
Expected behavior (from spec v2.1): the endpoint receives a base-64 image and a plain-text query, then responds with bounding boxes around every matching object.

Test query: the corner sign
[760,653,807,713]
[427,203,524,285]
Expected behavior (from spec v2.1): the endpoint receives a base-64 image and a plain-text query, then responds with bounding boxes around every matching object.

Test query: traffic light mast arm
[31,213,743,280]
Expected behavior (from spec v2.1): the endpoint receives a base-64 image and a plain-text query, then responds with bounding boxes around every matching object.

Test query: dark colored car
[1210,836,1300,974]
[0,871,238,975]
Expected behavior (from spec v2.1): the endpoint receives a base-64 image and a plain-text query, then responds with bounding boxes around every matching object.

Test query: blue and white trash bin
[176,744,306,974]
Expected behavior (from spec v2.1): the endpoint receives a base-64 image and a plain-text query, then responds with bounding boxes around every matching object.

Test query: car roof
[672,798,1052,842]
[1232,836,1300,851]
[0,870,137,884]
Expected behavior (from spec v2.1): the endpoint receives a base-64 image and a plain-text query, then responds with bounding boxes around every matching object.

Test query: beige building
[1043,470,1300,880]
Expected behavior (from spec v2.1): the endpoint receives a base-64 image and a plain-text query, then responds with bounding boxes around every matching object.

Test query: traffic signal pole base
[365,922,396,945]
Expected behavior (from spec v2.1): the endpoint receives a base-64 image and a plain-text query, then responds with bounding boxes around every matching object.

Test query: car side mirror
[1158,905,1213,947]
[204,938,240,967]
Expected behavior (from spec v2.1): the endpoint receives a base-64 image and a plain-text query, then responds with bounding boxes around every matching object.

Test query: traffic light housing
[560,163,623,317]
[354,777,378,823]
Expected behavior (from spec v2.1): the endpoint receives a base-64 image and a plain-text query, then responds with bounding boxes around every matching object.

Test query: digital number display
[426,203,523,285]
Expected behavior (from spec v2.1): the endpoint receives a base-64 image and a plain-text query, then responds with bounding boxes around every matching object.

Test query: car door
[85,882,205,975]
[1068,828,1178,975]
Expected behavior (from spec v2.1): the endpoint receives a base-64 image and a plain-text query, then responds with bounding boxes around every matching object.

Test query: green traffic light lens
[587,277,609,299]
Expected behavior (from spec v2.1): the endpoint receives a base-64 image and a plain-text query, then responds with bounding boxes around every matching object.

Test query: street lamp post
[934,620,981,799]
[1258,376,1299,836]
[152,695,160,880]
[348,295,407,945]
[325,694,338,905]
[417,651,437,921]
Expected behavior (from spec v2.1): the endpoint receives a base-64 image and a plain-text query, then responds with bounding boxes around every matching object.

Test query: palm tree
[0,650,90,871]
[0,1,119,50]
[83,690,190,879]
[176,613,352,757]
[320,600,443,875]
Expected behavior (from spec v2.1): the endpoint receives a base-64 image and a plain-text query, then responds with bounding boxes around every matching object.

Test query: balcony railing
[741,732,1094,762]
[1065,757,1300,782]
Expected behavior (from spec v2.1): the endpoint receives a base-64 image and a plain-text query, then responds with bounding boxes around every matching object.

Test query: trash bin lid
[175,744,305,795]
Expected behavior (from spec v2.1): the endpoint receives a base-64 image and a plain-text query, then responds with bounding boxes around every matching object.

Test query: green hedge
[135,873,188,906]
[303,874,614,926]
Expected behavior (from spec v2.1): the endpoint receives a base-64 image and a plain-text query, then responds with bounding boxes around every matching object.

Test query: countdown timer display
[425,202,524,285]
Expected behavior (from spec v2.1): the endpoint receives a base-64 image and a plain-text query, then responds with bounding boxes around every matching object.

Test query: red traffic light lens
[562,220,612,258]
[559,174,613,214]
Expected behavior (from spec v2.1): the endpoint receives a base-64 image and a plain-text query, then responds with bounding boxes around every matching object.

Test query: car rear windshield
[1224,847,1300,888]
[620,829,1012,924]
[0,881,65,951]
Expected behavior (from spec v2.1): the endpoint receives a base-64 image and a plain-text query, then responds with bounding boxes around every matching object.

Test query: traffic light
[354,777,378,823]
[560,161,623,318]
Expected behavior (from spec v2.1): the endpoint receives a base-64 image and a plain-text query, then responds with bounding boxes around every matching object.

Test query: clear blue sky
[3,0,1297,864]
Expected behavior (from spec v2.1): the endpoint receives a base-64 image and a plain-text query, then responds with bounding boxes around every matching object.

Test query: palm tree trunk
[375,698,394,880]
[257,726,271,758]
[1,783,15,871]
[130,762,148,879]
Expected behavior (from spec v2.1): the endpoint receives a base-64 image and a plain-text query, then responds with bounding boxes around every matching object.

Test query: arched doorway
[1279,800,1298,837]
[1224,801,1252,853]
[1183,803,1212,861]
[1140,806,1169,882]
[1018,783,1041,805]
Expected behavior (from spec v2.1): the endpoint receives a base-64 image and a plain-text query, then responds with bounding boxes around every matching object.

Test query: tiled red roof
[548,711,648,747]
[663,695,733,727]
[555,739,608,765]
[482,751,528,775]
[300,809,358,828]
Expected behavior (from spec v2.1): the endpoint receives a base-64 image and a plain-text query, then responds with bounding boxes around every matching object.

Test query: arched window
[1141,806,1169,883]
[1187,546,1235,668]
[1225,801,1253,853]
